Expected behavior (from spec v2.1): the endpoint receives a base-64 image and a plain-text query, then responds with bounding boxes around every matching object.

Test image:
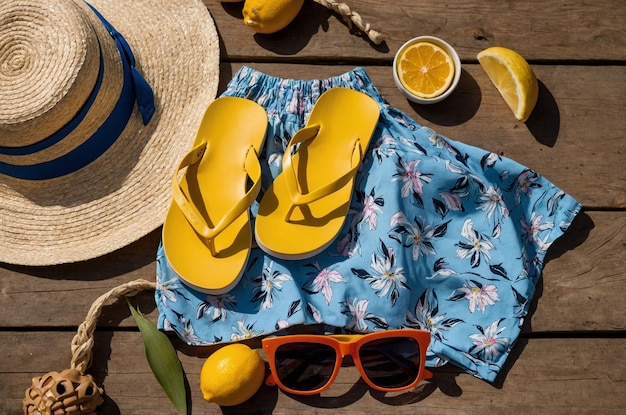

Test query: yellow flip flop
[163,97,267,293]
[255,88,380,259]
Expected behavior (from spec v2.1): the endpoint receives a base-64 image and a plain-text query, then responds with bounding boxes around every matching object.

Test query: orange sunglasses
[262,329,433,395]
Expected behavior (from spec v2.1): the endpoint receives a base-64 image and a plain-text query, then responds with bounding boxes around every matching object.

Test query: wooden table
[2,1,625,413]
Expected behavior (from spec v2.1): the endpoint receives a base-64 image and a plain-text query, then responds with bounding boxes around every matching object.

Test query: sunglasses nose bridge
[336,340,359,361]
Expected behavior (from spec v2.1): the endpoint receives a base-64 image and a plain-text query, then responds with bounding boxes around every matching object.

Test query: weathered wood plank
[2,332,624,414]
[1,2,622,415]
[531,210,626,332]
[0,210,623,332]
[203,0,626,62]
[0,229,161,328]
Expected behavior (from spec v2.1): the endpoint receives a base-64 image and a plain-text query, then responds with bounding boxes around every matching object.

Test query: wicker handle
[70,279,157,374]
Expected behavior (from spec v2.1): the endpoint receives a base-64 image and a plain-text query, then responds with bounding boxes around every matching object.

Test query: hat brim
[0,0,220,265]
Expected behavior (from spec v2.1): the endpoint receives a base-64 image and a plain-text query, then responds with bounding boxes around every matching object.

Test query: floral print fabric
[156,66,581,382]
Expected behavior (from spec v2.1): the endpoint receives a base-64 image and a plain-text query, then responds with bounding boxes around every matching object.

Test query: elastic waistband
[222,66,385,107]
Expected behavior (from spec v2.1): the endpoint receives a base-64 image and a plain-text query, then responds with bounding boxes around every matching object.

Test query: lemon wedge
[477,46,539,122]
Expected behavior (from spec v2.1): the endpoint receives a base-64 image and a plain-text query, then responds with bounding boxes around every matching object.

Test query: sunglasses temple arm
[265,372,278,387]
[423,368,434,380]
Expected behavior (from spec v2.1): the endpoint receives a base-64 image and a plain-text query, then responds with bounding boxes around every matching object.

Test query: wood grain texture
[204,0,626,62]
[1,1,624,414]
[1,332,624,414]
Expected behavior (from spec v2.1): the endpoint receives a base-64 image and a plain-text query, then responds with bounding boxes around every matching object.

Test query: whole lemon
[242,0,305,34]
[200,343,266,406]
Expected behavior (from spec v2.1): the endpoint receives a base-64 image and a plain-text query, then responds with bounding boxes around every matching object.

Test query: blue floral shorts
[156,66,581,382]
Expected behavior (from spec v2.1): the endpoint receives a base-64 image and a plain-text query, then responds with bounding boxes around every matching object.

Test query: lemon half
[393,36,461,104]
[397,42,455,99]
[477,46,539,122]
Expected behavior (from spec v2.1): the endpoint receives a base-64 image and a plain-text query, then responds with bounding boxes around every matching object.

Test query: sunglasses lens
[358,337,421,389]
[274,342,337,392]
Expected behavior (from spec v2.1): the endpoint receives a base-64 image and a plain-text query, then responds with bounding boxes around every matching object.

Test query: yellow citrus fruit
[242,0,305,34]
[200,343,265,406]
[396,42,455,99]
[477,46,539,122]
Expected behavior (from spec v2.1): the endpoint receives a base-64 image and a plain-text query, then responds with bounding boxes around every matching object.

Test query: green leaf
[127,298,188,414]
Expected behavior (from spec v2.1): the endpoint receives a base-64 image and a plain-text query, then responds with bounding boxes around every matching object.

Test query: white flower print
[477,185,509,223]
[456,219,494,268]
[181,320,202,345]
[268,152,282,168]
[251,261,292,310]
[341,298,371,332]
[428,266,458,280]
[444,160,465,175]
[157,277,180,306]
[372,133,398,161]
[369,248,407,299]
[230,317,259,342]
[520,212,554,251]
[196,293,237,323]
[405,289,462,343]
[306,302,324,323]
[393,157,432,199]
[398,136,428,155]
[340,297,389,332]
[276,320,290,330]
[352,240,409,306]
[454,281,500,313]
[428,132,446,149]
[309,267,347,305]
[286,87,304,114]
[514,169,540,204]
[469,320,510,363]
[480,152,500,170]
[337,188,383,257]
[360,191,384,230]
[393,114,419,132]
[439,191,466,212]
[390,212,443,261]
[162,318,174,332]
[440,161,490,213]
[412,299,445,333]
[430,138,469,166]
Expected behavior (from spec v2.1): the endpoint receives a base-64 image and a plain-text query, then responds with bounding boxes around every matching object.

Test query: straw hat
[0,0,220,265]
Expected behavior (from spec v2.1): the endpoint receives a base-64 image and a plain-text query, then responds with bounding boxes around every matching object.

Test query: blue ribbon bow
[87,3,155,125]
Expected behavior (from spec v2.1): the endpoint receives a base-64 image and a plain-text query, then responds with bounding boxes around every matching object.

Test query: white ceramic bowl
[393,36,462,104]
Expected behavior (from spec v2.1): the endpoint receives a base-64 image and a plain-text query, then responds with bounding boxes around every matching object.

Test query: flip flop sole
[163,97,267,293]
[255,88,380,259]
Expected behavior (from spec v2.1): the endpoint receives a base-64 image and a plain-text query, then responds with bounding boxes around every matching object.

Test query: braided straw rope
[70,279,157,374]
[312,0,385,45]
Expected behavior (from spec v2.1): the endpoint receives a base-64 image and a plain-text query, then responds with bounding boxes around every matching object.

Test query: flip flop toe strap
[282,125,362,222]
[172,142,262,255]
